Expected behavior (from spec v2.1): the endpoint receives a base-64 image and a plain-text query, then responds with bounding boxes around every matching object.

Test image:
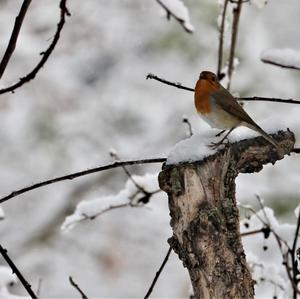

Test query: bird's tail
[245,123,284,156]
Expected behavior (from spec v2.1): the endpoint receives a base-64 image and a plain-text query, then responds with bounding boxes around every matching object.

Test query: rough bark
[158,130,295,299]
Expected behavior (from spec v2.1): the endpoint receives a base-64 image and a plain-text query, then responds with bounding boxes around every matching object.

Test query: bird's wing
[210,86,257,126]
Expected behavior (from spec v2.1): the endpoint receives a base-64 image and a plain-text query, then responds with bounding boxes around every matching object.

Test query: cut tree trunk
[158,130,295,299]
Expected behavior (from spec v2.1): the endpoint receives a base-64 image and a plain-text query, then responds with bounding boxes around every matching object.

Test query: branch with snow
[61,173,162,231]
[155,0,194,33]
[0,0,70,95]
[261,48,300,70]
[240,201,300,297]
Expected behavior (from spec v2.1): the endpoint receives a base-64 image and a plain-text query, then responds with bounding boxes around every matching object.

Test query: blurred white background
[0,0,299,297]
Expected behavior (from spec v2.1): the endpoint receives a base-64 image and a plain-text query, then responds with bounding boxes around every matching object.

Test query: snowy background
[0,0,299,298]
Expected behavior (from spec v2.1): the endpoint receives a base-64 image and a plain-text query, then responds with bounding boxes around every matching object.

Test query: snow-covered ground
[0,0,299,297]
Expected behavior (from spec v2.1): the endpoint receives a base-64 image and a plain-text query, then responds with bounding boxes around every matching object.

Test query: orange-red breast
[194,71,281,151]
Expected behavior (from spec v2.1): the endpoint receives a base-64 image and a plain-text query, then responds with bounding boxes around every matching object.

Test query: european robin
[194,71,281,152]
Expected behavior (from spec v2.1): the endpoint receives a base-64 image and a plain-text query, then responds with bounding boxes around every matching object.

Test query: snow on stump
[158,129,295,299]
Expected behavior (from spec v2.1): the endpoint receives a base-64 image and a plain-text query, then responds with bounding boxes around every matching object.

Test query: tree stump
[158,130,295,299]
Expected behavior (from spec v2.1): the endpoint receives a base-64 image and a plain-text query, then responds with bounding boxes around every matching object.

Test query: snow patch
[167,117,287,165]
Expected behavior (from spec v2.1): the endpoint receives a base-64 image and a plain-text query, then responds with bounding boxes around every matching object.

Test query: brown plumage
[194,71,282,152]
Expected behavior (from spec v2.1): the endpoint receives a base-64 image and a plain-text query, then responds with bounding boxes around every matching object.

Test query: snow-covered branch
[261,48,300,70]
[156,0,194,33]
[61,173,162,231]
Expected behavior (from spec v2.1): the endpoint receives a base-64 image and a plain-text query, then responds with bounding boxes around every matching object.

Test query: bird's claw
[208,139,229,150]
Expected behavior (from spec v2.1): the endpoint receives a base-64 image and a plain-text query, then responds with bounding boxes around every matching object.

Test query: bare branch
[0,158,165,205]
[0,0,32,79]
[217,0,229,80]
[144,246,172,299]
[227,0,243,90]
[146,73,300,104]
[0,244,38,299]
[0,0,70,95]
[69,276,88,299]
[241,97,300,104]
[146,73,194,92]
[240,228,265,237]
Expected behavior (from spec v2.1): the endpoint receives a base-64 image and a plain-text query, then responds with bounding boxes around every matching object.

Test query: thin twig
[255,195,300,295]
[0,244,38,299]
[291,207,300,298]
[36,278,42,297]
[0,158,165,205]
[144,246,172,299]
[69,276,88,299]
[217,0,229,80]
[292,208,300,261]
[146,73,194,92]
[110,152,148,194]
[155,0,193,33]
[230,0,249,3]
[0,0,70,95]
[227,0,243,90]
[0,0,32,79]
[83,203,131,221]
[146,73,300,104]
[182,116,193,137]
[241,97,300,104]
[240,228,265,237]
[109,152,161,205]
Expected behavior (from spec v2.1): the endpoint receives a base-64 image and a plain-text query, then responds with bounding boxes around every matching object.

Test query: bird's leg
[215,129,226,137]
[209,127,236,149]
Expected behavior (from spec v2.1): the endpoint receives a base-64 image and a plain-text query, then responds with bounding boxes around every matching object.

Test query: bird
[194,71,282,152]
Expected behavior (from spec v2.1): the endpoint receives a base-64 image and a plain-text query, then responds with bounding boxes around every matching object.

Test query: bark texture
[159,130,295,299]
